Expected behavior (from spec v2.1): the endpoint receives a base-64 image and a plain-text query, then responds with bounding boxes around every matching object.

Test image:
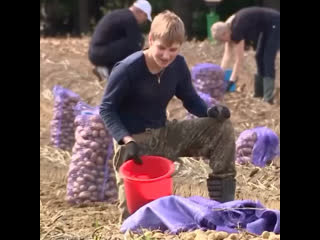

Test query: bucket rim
[119,155,175,183]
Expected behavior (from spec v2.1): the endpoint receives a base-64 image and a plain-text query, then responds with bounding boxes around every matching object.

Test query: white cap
[134,0,152,22]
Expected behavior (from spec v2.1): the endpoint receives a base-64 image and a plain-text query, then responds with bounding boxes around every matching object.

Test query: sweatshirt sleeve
[99,62,132,144]
[175,57,208,117]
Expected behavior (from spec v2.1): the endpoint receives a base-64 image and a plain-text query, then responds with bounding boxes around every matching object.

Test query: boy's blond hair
[150,10,185,46]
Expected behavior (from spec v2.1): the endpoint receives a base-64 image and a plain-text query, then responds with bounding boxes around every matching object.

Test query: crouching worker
[99,10,236,223]
[89,0,152,82]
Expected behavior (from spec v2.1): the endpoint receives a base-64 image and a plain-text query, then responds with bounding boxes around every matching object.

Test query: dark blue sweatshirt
[88,9,143,71]
[99,51,208,144]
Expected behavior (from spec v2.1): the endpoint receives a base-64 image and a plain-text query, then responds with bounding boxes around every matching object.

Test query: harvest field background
[40,37,280,240]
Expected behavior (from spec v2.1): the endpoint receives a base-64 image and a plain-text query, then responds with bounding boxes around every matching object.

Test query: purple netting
[251,127,280,167]
[236,127,280,167]
[191,63,225,101]
[66,103,117,204]
[74,100,98,116]
[50,85,81,151]
[121,196,280,235]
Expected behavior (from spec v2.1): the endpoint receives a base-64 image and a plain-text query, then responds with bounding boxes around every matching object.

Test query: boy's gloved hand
[207,104,231,120]
[123,141,143,165]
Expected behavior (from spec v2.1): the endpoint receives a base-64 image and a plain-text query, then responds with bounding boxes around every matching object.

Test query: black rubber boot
[253,74,264,98]
[207,175,236,202]
[263,77,275,104]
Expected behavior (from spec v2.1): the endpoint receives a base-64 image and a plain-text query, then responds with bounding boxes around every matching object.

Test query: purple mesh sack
[191,63,225,101]
[66,103,117,204]
[50,85,81,151]
[236,127,280,167]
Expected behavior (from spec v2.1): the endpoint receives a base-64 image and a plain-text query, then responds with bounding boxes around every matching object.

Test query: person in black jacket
[89,0,152,81]
[211,7,280,104]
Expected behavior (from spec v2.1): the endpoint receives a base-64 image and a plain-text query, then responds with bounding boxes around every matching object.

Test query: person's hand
[225,76,238,92]
[123,141,143,165]
[207,104,231,120]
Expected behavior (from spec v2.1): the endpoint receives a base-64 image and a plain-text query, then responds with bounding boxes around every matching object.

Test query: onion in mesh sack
[236,127,280,167]
[236,129,257,165]
[66,102,118,204]
[191,63,225,101]
[50,85,81,151]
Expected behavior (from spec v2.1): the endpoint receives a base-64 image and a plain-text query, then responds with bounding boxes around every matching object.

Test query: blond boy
[99,10,236,222]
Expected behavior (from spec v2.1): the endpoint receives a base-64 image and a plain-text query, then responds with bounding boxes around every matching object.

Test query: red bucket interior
[120,155,174,182]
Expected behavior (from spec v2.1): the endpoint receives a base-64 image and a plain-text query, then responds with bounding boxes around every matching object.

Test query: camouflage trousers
[112,117,236,223]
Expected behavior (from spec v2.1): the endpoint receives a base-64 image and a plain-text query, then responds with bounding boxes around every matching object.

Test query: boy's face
[149,37,181,68]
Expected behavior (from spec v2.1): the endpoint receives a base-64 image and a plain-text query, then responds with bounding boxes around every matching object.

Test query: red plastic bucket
[119,155,175,214]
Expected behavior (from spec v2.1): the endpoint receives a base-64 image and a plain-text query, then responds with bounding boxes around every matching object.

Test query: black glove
[207,104,231,120]
[123,141,143,165]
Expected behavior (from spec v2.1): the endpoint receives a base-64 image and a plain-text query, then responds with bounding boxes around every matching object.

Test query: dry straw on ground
[40,38,280,239]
